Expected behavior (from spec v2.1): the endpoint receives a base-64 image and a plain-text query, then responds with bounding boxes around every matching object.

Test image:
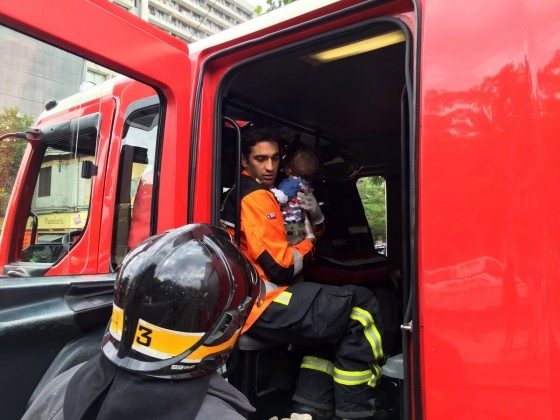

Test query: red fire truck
[1,0,560,419]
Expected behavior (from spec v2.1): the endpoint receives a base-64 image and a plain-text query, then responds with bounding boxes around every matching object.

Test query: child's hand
[297,191,324,225]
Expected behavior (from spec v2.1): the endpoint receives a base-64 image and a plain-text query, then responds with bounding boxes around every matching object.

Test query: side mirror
[28,212,38,246]
[81,160,98,179]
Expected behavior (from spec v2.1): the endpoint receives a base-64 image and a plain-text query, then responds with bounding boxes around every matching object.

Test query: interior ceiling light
[306,30,405,64]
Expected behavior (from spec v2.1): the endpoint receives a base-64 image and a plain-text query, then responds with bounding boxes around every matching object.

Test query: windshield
[18,114,99,264]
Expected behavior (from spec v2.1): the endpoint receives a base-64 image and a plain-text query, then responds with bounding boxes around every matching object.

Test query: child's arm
[270,187,288,205]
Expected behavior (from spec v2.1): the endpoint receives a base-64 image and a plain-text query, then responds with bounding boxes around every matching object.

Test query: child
[271,143,321,245]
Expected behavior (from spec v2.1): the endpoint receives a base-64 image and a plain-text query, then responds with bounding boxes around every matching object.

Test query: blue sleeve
[277,177,301,200]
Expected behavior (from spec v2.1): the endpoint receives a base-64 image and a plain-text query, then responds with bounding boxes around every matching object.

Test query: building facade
[111,0,253,43]
[0,26,85,118]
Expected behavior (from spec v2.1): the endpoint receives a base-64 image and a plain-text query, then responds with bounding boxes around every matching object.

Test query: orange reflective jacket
[221,173,314,332]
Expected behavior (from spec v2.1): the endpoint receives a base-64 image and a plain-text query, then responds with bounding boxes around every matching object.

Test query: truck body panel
[419,1,560,417]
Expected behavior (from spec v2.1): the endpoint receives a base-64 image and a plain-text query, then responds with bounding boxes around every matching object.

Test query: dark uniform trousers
[249,282,384,419]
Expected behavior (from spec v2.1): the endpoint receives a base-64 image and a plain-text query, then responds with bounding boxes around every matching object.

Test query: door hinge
[400,321,412,332]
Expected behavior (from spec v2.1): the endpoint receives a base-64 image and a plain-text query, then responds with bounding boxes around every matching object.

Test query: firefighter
[221,126,384,419]
[23,224,260,420]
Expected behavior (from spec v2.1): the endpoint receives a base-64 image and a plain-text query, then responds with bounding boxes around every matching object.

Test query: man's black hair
[241,125,287,157]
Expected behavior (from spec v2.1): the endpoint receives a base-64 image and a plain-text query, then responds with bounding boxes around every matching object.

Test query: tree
[0,107,34,216]
[356,176,387,243]
[254,0,295,15]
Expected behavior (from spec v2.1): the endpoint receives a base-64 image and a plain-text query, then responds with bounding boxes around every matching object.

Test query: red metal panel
[96,81,159,273]
[418,0,560,418]
[46,99,115,276]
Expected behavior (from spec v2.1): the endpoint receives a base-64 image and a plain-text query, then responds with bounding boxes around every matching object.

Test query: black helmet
[102,224,262,378]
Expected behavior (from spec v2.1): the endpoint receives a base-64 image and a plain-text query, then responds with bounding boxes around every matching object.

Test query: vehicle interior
[217,19,411,418]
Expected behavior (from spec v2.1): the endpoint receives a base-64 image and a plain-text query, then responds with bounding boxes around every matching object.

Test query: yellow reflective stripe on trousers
[350,306,383,359]
[333,367,373,386]
[300,356,334,376]
[333,366,382,388]
[273,291,292,306]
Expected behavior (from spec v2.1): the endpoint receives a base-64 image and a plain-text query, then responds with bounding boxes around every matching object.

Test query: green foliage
[0,107,34,216]
[356,176,387,243]
[255,0,295,15]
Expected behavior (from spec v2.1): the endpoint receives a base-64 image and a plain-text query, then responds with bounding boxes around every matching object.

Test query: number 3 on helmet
[102,223,263,378]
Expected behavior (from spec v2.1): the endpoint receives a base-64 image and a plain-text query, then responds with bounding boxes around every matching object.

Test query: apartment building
[111,0,254,43]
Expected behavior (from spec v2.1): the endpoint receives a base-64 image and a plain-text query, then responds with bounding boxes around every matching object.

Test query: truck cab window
[112,103,159,269]
[356,175,388,255]
[19,115,99,265]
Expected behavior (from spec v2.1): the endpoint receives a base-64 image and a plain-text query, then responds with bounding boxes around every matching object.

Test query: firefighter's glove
[304,216,316,244]
[297,190,325,225]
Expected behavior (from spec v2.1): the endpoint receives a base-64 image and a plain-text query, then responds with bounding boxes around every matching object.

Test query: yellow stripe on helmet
[109,304,240,362]
[110,304,203,358]
[185,329,241,362]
